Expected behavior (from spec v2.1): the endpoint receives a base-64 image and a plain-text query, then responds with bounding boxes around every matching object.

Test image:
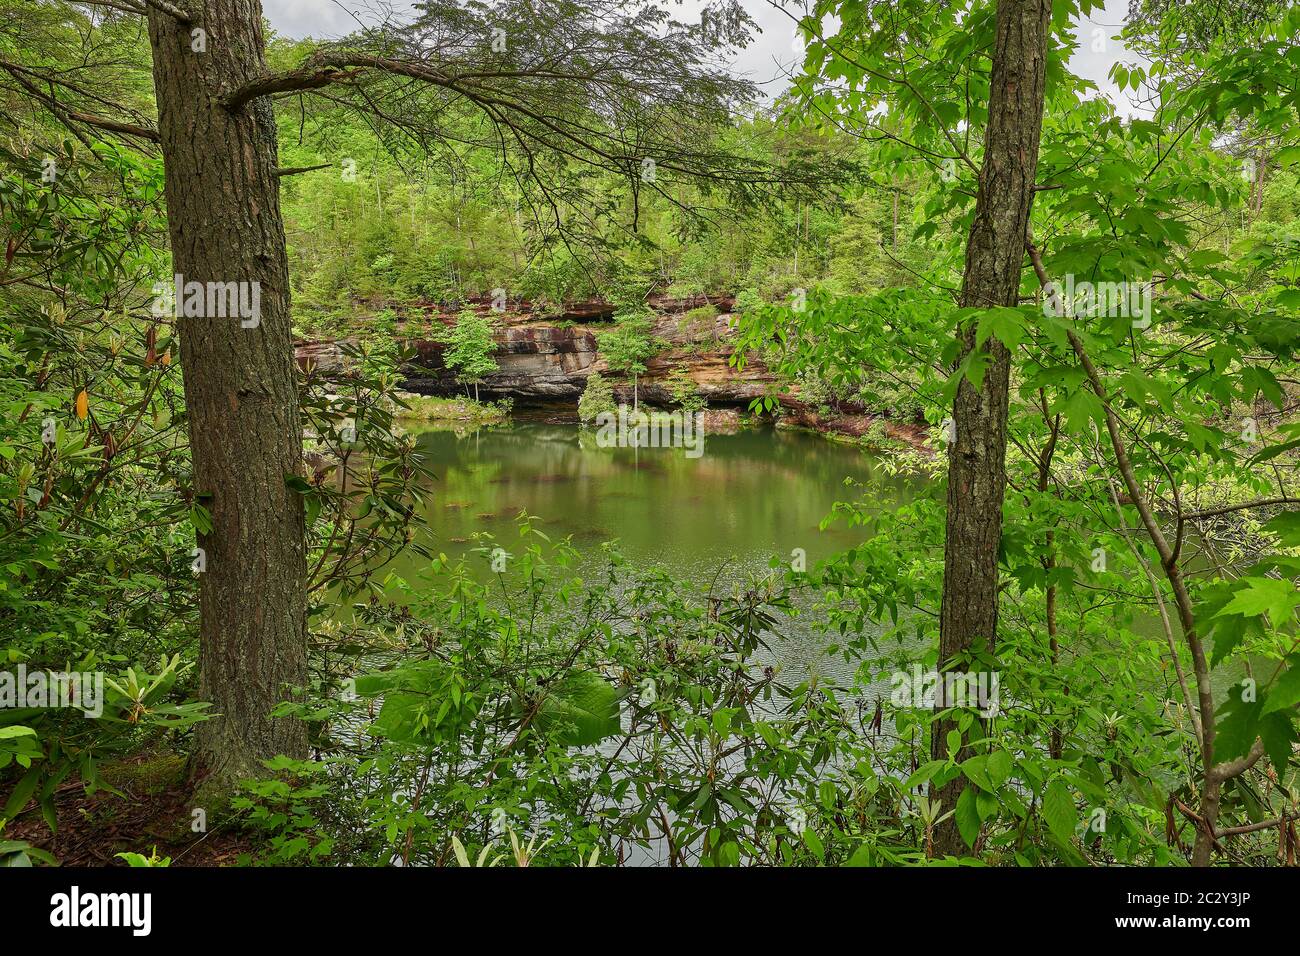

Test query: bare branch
[1210,738,1267,783]
[1218,810,1300,837]
[75,0,148,15]
[274,162,331,177]
[1183,496,1298,522]
[142,0,192,24]
[226,58,365,110]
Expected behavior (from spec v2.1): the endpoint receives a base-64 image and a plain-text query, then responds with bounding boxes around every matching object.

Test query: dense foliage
[0,0,1297,869]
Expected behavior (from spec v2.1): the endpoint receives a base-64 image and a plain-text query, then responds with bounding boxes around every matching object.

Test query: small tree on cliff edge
[439,310,499,402]
[598,308,659,411]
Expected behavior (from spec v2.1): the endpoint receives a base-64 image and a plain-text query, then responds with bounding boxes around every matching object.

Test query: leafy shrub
[664,367,707,412]
[578,372,617,422]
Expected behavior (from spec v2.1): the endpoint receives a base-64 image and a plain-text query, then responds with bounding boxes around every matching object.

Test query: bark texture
[145,0,308,791]
[930,0,1052,857]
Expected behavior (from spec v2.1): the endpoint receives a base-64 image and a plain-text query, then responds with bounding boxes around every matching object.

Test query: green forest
[2,0,1300,891]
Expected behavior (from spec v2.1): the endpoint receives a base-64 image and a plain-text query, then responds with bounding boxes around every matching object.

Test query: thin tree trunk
[1250,142,1268,221]
[1035,395,1064,760]
[145,0,308,793]
[892,187,898,249]
[930,0,1053,857]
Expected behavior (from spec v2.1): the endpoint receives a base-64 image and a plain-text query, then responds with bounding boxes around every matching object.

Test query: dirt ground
[7,752,254,867]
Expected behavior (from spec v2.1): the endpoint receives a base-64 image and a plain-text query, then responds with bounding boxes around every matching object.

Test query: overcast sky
[262,0,1142,116]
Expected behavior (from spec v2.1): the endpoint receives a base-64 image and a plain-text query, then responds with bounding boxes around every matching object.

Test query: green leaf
[188,504,213,536]
[974,307,1026,351]
[954,786,981,849]
[1041,779,1076,845]
[985,750,1013,788]
[2,766,41,820]
[1261,656,1300,716]
[942,348,990,404]
[1215,684,1262,764]
[357,660,475,745]
[904,760,946,790]
[960,755,993,791]
[352,671,395,697]
[1060,390,1102,433]
[844,844,873,866]
[1252,437,1300,463]
[1221,578,1300,629]
[533,671,621,747]
[1188,249,1227,269]
[1258,711,1297,776]
[1118,371,1174,414]
[304,492,321,528]
[1209,614,1251,667]
[1262,511,1300,548]
[715,840,740,867]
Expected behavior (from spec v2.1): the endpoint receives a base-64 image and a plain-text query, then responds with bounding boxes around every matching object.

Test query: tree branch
[1210,737,1267,783]
[76,0,148,15]
[64,109,160,142]
[274,162,331,177]
[225,57,365,110]
[0,58,160,143]
[1183,496,1298,522]
[142,0,192,24]
[1217,810,1300,837]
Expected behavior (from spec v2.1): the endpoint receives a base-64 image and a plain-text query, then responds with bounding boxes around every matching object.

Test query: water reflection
[403,419,912,577]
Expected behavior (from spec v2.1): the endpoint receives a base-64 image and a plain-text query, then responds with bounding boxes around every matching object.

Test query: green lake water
[405,417,910,569]
[393,410,920,683]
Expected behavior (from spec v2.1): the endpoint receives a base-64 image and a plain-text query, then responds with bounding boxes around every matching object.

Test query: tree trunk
[892,187,898,249]
[145,0,308,793]
[930,0,1052,857]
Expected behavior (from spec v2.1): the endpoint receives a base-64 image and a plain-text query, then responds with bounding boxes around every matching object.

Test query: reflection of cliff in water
[404,420,916,574]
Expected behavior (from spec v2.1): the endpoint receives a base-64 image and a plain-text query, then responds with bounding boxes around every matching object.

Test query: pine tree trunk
[930,0,1052,857]
[145,0,308,793]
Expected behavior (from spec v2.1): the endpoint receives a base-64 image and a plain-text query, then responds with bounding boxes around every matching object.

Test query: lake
[393,408,922,684]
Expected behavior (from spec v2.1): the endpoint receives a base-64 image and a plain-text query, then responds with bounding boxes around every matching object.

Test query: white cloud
[263,0,416,41]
